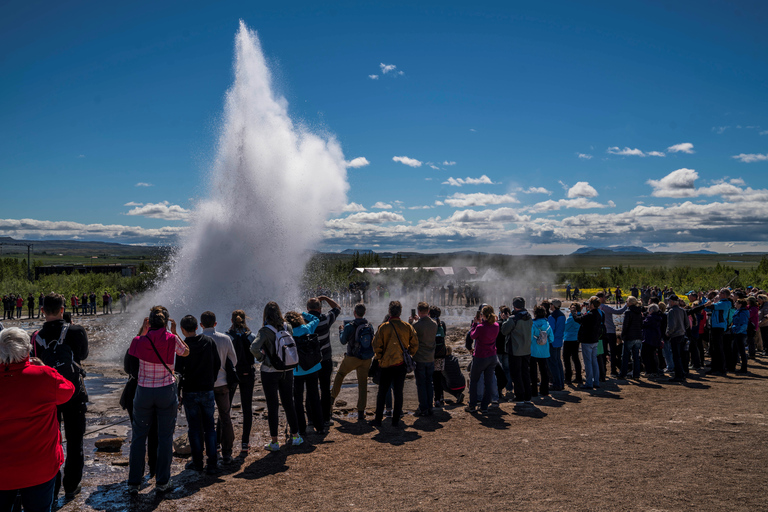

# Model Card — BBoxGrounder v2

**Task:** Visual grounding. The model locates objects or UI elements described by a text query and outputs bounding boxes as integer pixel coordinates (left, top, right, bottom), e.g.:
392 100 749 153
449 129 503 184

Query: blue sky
1 0 767 254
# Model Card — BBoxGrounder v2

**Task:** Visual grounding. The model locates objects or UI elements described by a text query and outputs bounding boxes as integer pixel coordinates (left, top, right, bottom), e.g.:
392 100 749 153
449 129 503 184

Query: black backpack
294 332 322 371
34 325 85 394
434 320 447 359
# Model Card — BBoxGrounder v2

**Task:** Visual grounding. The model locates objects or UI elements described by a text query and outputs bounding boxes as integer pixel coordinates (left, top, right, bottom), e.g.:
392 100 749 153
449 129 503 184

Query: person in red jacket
0 327 75 512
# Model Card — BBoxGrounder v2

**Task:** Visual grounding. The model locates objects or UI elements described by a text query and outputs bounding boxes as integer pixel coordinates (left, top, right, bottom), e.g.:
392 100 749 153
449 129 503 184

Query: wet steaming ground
5 311 767 511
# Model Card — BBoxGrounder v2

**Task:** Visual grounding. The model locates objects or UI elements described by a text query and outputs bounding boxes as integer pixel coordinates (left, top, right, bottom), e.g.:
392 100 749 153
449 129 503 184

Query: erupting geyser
147 21 349 320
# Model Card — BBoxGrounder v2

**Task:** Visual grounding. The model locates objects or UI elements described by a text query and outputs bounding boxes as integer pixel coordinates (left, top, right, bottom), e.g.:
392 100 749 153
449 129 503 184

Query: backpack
535 326 549 346
266 324 299 370
294 332 322 370
34 325 84 393
352 322 375 360
434 321 447 359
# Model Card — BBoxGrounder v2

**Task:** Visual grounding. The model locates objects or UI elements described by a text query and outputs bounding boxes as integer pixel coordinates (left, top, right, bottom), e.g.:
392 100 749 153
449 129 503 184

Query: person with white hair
0 327 75 512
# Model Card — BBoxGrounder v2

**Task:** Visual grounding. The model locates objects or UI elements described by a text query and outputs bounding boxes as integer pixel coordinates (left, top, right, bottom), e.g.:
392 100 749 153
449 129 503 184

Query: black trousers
529 357 549 396
723 333 736 372
689 334 705 368
293 372 323 434
605 333 620 374
563 340 582 382
670 335 687 379
641 344 659 374
709 328 726 373
375 364 407 424
224 369 255 446
318 359 333 424
511 355 532 402
260 370 298 438
55 394 87 495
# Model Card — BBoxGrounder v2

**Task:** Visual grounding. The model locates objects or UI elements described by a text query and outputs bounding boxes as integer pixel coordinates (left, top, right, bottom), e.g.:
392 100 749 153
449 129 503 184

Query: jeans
469 356 497 409
582 343 600 387
183 390 218 468
511 354 532 402
261 370 299 438
499 353 513 393
669 335 687 379
375 364 407 424
129 384 178 486
662 339 674 373
529 357 549 396
0 474 56 512
476 371 499 403
213 385 234 459
57 394 87 495
547 347 564 390
563 340 582 382
126 403 157 477
620 339 642 378
294 371 323 434
318 359 333 424
414 362 435 412
331 355 371 412
226 369 255 446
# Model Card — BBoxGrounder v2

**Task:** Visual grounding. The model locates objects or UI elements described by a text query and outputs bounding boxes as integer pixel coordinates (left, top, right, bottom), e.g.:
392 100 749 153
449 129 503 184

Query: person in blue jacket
531 306 554 397
284 311 323 438
563 303 583 384
547 300 566 391
705 289 734 375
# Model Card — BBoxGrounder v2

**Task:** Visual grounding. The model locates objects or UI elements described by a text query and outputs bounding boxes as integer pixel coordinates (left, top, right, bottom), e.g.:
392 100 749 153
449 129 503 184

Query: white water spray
129 21 349 337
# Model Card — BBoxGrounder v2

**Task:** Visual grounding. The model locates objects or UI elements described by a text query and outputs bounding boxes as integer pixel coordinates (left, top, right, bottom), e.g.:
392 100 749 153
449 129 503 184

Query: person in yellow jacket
371 301 418 428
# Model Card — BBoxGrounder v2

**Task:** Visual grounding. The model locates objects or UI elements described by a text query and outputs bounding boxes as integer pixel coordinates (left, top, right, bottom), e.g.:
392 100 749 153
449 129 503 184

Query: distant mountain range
572 246 652 255
0 236 167 257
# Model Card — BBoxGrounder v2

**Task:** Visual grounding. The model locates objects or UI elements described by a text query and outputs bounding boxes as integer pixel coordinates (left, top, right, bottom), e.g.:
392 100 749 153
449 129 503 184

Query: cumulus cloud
328 211 405 225
392 156 422 167
125 201 190 221
667 142 695 154
135 182 153 187
732 153 768 163
567 182 598 198
0 218 185 243
522 187 552 195
442 175 494 187
647 168 698 197
372 201 393 210
530 198 608 212
124 202 143 207
345 157 370 168
447 208 530 224
646 151 666 157
368 75 379 80
443 161 457 166
577 153 593 160
444 192 518 208
342 202 367 212
429 164 440 170
408 205 434 210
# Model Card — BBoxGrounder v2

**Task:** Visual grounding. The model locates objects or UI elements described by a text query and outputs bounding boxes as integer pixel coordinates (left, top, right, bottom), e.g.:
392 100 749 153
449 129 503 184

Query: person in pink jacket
465 305 500 414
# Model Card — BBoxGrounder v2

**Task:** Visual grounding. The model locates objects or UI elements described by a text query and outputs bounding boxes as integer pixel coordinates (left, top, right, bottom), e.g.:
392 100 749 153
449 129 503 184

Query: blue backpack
353 322 375 360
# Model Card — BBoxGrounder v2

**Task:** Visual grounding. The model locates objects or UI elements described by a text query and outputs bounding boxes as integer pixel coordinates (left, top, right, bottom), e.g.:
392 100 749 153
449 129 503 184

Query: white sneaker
291 434 304 446
264 441 280 452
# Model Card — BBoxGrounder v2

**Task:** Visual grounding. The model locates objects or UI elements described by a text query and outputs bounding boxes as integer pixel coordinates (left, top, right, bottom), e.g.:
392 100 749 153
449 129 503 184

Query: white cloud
0 218 185 243
760 130 768 136
328 211 405 226
444 192 518 208
469 128 476 132
647 168 699 197
345 157 370 168
607 147 665 157
447 208 530 224
342 202 367 212
368 75 379 80
442 175 494 187
125 201 190 221
434 201 444 206
732 153 768 163
408 205 434 210
522 187 552 195
372 201 393 210
124 202 143 207
730 178 745 186
135 182 154 187
530 198 608 212
567 182 598 198
392 156 422 167
667 142 695 154
78 154 85 158
712 126 730 134
380 63 397 74
443 161 457 166
577 153 593 160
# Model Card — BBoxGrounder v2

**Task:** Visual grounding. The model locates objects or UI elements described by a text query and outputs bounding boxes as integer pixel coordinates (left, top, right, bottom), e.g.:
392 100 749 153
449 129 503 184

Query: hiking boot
155 481 173 493
128 484 140 496
456 392 465 404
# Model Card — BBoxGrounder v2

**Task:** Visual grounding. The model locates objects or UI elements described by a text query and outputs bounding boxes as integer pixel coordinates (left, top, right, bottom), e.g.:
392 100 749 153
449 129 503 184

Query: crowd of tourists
2 284 767 509
1 290 134 322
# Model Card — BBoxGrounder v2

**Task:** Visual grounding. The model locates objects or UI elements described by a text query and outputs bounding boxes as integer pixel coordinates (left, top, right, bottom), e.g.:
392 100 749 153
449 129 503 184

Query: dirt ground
6 313 766 512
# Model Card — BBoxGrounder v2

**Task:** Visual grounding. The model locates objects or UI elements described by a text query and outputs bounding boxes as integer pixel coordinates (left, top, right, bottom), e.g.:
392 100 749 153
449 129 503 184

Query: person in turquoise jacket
284 311 323 436
731 299 749 373
705 289 733 374
530 306 554 397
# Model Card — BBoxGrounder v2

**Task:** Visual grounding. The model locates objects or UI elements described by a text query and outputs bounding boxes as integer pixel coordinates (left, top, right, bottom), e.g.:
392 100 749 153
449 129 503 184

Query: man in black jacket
34 293 89 499
619 296 644 380
176 315 221 474
306 295 341 426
